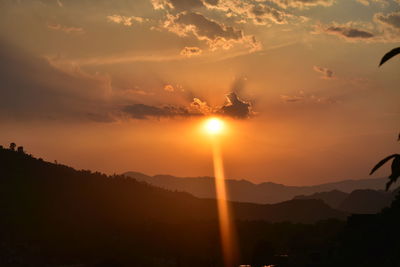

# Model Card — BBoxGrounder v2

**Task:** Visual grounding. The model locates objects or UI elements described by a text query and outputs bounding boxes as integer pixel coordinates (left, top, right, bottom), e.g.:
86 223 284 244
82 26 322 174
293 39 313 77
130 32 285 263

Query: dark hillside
0 147 347 266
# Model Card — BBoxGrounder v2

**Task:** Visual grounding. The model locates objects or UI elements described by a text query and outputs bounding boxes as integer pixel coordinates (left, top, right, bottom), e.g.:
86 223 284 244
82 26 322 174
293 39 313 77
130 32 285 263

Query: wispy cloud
180 46 202 57
107 15 146 26
313 66 334 79
47 23 84 34
280 91 338 104
269 0 335 9
356 0 389 7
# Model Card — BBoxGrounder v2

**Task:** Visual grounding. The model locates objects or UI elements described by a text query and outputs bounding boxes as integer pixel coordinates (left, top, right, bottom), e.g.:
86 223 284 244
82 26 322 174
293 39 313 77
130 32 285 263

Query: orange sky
0 0 399 185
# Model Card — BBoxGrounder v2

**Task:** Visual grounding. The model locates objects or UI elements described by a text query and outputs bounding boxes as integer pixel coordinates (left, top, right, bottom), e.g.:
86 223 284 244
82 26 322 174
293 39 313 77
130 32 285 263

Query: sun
204 117 225 135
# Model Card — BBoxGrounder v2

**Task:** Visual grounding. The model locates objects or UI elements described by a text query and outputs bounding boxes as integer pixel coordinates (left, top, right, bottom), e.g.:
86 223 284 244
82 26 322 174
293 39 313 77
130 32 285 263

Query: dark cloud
175 12 243 40
204 0 219 5
374 12 400 30
169 0 203 10
122 104 198 119
164 11 261 50
122 92 253 120
201 0 291 25
249 4 287 25
326 26 374 39
315 23 377 42
218 92 252 119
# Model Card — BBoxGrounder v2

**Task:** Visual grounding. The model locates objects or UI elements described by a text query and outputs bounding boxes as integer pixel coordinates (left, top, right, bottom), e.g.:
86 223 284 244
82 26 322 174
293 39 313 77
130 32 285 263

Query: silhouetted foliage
16 146 24 153
372 50 400 193
370 154 400 191
379 47 400 67
9 142 16 151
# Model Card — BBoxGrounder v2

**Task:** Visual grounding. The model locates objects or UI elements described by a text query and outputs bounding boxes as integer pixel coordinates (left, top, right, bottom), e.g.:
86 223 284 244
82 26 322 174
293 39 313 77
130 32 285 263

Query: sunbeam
204 117 238 267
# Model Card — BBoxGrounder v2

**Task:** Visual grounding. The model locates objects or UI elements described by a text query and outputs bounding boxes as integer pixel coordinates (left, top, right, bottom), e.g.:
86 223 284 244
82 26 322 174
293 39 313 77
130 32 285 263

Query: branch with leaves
369 47 400 191
379 47 400 67
370 154 400 191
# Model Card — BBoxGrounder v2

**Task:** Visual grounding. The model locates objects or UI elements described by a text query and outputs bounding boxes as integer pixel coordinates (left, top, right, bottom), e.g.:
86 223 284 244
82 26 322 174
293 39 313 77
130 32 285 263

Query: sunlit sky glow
0 0 399 185
204 117 225 135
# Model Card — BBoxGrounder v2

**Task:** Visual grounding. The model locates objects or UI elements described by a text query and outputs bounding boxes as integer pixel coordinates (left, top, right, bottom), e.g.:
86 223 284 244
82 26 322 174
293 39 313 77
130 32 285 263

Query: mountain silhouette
295 189 396 214
0 147 347 225
295 190 349 208
338 189 395 214
124 171 387 204
0 145 349 266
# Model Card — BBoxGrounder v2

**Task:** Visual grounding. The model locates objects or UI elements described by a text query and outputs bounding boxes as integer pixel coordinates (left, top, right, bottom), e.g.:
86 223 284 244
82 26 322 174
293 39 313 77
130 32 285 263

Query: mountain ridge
124 171 388 204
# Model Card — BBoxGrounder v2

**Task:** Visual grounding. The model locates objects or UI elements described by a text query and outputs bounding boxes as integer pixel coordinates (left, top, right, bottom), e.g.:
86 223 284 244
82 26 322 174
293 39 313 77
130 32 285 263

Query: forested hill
0 147 347 225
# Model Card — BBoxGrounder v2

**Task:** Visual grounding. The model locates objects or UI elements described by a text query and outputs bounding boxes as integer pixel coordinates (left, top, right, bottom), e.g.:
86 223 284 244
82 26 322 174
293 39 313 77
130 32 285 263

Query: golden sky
0 0 399 185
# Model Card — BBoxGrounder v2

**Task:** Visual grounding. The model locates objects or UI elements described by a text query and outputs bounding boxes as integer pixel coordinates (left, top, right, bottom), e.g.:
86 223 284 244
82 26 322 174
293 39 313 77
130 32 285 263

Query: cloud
152 0 334 11
315 18 400 43
218 92 252 119
122 104 199 119
325 25 374 39
180 46 202 57
313 66 334 79
374 12 400 30
356 0 389 6
107 15 145 26
280 91 338 104
190 98 213 114
163 11 261 51
269 0 334 9
314 22 376 41
151 0 204 10
122 92 253 120
203 0 290 25
249 4 288 24
47 23 84 34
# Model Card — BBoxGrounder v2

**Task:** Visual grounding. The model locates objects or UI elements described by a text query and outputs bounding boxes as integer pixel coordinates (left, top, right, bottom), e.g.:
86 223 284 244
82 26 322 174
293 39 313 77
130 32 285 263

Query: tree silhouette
9 142 16 151
371 49 400 191
380 48 400 142
17 146 24 153
370 154 400 191
379 47 400 67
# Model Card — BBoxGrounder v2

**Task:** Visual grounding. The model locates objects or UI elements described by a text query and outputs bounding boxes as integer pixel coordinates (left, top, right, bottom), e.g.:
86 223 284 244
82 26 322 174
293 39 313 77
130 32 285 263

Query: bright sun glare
204 117 224 135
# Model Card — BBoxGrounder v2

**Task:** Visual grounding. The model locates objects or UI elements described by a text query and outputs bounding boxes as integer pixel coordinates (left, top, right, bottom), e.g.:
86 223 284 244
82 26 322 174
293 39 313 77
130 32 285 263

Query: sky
0 0 399 185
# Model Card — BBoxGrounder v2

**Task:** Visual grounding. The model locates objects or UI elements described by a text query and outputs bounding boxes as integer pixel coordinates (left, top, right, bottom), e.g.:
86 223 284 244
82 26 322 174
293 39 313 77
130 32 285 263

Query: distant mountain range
124 171 398 214
123 171 390 204
295 189 398 214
